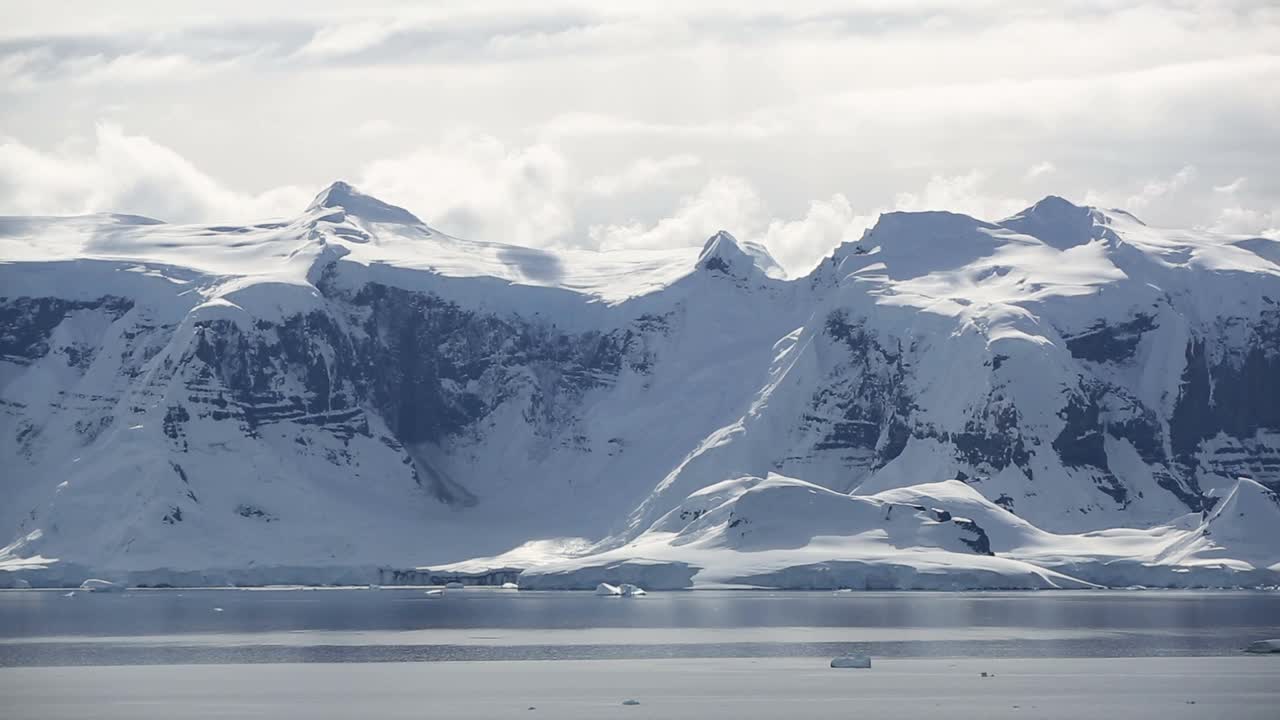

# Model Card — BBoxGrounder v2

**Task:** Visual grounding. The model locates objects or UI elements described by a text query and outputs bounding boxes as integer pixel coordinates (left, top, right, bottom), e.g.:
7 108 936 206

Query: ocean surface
1 588 1277 667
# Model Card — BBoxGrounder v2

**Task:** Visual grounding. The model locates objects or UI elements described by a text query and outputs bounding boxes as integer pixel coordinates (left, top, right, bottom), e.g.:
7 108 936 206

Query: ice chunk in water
79 579 123 593
831 654 872 668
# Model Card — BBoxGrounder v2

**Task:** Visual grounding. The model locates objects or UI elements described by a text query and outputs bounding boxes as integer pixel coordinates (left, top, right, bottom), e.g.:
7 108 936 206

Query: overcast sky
2 0 1277 273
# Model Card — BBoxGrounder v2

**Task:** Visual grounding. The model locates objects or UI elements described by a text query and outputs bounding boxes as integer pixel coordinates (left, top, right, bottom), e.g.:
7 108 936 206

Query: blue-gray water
1 589 1276 667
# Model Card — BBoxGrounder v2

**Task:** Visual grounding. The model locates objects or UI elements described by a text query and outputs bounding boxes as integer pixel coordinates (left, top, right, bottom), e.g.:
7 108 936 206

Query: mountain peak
306 181 423 225
834 210 1003 270
696 230 783 279
1030 194 1082 212
1001 195 1118 249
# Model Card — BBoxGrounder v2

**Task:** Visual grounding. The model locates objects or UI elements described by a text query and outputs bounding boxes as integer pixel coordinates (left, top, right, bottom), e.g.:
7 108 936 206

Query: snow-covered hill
2 183 1278 588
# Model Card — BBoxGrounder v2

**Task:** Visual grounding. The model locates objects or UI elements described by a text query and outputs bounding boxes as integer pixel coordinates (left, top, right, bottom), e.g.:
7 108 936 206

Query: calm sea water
1 589 1276 666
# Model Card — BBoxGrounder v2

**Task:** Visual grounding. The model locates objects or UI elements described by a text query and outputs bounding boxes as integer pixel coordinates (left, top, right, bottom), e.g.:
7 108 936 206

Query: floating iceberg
830 654 872 668
444 581 465 589
79 579 122 593
595 582 622 596
620 583 647 597
500 582 519 590
424 589 444 597
1245 639 1280 654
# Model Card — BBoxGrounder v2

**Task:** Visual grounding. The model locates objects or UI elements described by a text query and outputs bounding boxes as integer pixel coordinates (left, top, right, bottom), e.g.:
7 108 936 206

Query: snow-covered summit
1000 195 1125 249
306 181 424 225
696 230 785 280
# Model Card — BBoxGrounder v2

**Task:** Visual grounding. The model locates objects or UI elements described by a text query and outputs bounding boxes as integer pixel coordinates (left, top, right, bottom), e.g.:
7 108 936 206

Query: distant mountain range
2 182 1278 589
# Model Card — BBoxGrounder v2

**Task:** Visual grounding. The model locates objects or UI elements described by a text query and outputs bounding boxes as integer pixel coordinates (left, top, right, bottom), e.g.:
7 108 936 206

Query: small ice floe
79 579 123 593
1245 639 1280 653
595 583 622 596
445 581 466 590
830 654 872 669
622 699 640 706
213 607 224 612
366 584 381 590
834 588 853 594
619 584 646 597
424 589 445 598
63 591 76 598
501 582 520 590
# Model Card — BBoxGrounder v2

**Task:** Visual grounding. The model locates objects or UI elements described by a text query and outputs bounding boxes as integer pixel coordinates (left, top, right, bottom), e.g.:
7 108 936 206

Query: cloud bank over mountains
2 1 1278 274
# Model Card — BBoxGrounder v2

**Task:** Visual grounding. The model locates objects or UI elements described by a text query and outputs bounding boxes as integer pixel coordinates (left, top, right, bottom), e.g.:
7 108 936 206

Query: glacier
1 183 1278 589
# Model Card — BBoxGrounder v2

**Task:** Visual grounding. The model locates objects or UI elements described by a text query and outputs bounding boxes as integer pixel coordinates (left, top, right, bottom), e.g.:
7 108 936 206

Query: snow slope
2 184 1278 588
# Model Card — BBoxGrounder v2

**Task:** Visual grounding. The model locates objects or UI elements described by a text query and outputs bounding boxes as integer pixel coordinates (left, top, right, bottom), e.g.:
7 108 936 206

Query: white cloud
588 176 765 253
358 131 573 247
0 124 308 222
540 113 782 141
1 50 234 90
4 120 1280 277
0 48 52 90
893 171 1029 221
1025 161 1056 180
1214 177 1247 194
353 119 397 139
760 194 877 273
586 154 701 196
296 21 402 59
1124 165 1198 211
1210 205 1280 238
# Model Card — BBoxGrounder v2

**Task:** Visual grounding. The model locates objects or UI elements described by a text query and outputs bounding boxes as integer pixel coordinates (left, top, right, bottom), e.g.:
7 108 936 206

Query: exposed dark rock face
1064 313 1156 362
700 256 731 274
0 296 133 365
947 401 1033 478
235 504 277 522
790 298 1278 516
341 283 657 449
28 280 668 508
1170 309 1280 494
801 311 912 474
953 517 993 555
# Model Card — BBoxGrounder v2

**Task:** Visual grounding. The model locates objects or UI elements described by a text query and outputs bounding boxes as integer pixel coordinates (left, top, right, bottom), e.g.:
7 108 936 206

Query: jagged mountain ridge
1 183 1278 587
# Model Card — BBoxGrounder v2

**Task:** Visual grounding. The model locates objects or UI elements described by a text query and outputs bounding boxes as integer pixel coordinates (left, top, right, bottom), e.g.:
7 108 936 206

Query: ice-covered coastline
5 477 1277 590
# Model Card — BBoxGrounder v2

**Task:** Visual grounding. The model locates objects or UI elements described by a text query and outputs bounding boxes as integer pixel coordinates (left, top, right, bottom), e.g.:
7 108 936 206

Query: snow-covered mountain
2 183 1278 588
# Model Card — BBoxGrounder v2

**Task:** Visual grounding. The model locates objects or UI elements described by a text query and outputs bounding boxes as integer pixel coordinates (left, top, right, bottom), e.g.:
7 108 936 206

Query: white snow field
2 184 1279 588
1 657 1277 720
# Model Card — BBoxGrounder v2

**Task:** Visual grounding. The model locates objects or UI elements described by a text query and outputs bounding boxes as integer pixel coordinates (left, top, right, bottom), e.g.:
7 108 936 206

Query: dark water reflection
1 589 1276 666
